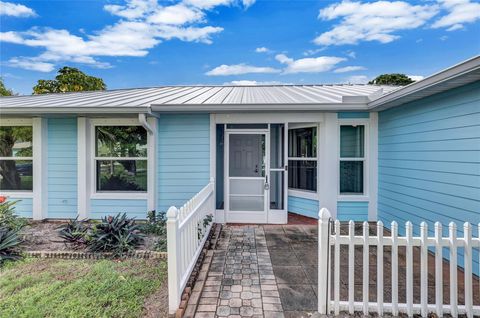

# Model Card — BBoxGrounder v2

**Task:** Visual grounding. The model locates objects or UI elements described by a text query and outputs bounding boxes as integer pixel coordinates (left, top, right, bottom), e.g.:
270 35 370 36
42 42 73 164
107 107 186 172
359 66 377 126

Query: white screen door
226 132 269 223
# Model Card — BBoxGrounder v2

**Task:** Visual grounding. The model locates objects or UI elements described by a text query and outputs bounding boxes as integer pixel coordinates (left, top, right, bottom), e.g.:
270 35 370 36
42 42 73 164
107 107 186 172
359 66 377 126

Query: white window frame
0 118 34 197
89 118 149 200
287 124 319 197
337 119 369 201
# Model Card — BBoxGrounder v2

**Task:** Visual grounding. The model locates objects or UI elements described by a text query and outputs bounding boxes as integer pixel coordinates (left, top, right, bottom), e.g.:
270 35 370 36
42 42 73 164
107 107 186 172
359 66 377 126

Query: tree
33 67 106 94
368 74 414 86
0 78 13 96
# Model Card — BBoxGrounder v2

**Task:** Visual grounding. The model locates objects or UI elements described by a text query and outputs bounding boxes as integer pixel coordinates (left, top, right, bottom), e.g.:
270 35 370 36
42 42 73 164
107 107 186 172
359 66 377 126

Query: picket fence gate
167 178 215 315
318 208 480 318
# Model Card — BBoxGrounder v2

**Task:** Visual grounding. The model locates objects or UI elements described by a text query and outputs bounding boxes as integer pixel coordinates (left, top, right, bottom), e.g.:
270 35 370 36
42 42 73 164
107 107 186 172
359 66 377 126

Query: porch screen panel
270 124 285 210
287 126 317 192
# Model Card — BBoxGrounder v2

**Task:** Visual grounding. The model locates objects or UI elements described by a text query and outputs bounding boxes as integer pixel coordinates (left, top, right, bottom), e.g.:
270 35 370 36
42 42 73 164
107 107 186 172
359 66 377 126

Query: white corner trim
319 113 338 219
147 116 157 212
368 112 378 221
32 117 47 220
77 117 89 220
210 114 216 221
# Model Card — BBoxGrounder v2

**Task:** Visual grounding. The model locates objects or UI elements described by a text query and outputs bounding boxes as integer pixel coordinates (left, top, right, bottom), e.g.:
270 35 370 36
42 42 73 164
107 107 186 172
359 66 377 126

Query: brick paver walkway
195 226 284 318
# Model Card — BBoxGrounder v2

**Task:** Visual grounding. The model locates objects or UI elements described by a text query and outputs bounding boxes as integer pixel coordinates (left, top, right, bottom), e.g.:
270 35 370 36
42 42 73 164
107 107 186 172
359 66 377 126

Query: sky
1 0 479 95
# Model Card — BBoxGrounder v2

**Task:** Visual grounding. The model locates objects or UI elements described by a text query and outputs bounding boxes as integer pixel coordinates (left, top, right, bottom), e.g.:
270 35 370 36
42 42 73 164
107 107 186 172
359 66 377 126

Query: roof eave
0 106 152 115
367 55 480 111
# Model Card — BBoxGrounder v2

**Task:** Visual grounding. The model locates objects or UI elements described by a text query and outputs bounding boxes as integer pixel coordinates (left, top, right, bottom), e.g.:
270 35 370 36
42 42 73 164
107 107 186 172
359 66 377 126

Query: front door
225 131 269 223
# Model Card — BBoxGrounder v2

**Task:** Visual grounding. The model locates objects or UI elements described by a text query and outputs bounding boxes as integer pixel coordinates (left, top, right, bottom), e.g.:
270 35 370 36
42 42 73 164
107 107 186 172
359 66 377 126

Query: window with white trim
339 125 365 195
0 126 33 191
94 125 147 192
288 127 317 192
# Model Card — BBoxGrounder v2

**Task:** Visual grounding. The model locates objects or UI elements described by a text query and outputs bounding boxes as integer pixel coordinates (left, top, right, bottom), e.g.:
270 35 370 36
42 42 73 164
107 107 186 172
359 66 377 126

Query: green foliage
142 210 167 236
58 218 89 249
33 66 106 94
141 211 167 252
368 73 415 86
88 213 143 256
0 200 28 232
0 227 22 265
197 214 213 240
0 258 168 317
0 78 14 96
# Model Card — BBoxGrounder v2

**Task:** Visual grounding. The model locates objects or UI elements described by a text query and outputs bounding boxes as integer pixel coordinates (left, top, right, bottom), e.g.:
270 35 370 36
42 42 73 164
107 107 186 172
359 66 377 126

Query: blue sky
1 0 479 95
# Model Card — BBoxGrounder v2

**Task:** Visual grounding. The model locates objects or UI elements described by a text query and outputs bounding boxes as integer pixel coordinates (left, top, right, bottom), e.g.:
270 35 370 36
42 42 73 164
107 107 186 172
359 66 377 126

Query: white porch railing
318 207 480 318
167 178 215 314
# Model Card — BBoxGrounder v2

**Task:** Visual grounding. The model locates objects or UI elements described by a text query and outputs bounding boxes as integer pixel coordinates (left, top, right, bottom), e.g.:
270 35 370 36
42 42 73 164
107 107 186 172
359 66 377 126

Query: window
288 127 317 192
94 126 147 192
0 126 33 191
339 125 365 195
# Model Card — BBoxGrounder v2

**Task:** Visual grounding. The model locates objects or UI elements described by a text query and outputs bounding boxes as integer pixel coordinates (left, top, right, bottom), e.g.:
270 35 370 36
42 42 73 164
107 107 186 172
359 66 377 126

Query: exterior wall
47 118 78 219
337 201 369 221
378 81 480 271
288 196 319 219
90 199 147 219
157 114 210 212
8 198 33 218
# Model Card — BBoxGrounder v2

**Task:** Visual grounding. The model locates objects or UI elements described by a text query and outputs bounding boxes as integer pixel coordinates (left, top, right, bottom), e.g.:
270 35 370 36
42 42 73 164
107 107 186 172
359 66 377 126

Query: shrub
88 213 143 256
58 218 89 249
197 214 213 240
0 199 28 231
141 210 166 236
0 227 21 265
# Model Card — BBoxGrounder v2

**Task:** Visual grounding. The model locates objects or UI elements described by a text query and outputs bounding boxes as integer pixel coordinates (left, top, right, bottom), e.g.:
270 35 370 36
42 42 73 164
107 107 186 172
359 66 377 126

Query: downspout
138 113 154 134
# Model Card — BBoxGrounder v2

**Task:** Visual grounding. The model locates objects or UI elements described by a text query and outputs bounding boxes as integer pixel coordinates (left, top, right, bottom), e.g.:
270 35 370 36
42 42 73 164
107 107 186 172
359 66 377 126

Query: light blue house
0 56 479 237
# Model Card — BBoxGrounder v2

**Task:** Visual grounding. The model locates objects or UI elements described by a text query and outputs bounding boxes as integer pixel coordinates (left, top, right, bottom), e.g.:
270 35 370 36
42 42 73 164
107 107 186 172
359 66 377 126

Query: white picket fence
318 208 480 318
167 178 215 314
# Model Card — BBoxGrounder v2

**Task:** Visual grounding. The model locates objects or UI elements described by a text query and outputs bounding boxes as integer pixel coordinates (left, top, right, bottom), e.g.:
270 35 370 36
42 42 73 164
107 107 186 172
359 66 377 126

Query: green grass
0 258 167 318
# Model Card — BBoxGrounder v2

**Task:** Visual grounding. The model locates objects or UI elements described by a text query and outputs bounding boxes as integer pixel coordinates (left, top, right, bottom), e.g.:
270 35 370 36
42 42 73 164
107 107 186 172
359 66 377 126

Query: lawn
0 258 168 318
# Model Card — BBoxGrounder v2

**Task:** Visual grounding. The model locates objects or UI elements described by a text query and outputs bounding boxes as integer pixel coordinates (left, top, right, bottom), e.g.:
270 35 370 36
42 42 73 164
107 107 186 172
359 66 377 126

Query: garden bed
19 220 162 253
0 258 168 317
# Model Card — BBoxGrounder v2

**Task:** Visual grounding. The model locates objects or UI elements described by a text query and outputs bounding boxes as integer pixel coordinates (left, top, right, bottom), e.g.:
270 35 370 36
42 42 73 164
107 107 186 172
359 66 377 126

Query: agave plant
88 213 143 256
58 218 89 249
0 227 21 265
0 199 28 231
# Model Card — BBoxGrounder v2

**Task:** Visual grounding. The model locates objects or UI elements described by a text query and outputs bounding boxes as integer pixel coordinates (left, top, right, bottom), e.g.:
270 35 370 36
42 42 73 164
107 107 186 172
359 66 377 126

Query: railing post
167 206 181 315
318 207 331 315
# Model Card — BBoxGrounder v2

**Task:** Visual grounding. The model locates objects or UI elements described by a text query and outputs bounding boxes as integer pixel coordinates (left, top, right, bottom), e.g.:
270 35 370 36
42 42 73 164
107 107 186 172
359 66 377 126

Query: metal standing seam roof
0 84 398 109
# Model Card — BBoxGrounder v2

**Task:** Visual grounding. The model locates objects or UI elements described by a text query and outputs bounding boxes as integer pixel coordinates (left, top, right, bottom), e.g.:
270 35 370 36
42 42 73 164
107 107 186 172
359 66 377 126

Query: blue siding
47 118 77 219
337 201 369 221
157 114 210 212
90 199 147 219
9 198 33 218
338 112 370 119
378 81 480 273
288 196 319 219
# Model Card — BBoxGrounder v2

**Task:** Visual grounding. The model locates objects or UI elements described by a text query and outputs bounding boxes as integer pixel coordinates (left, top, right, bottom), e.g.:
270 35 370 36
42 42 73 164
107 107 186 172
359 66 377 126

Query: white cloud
224 80 290 85
333 65 366 73
0 1 36 17
206 63 280 76
8 57 55 72
303 48 327 56
255 47 270 53
314 1 439 45
1 0 252 72
346 75 369 84
407 75 424 81
345 50 356 58
432 0 480 30
275 54 346 74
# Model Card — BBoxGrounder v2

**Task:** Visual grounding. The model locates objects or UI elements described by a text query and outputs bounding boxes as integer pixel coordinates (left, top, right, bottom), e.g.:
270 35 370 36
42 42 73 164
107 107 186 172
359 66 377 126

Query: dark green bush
58 218 89 249
141 210 166 236
88 213 143 256
0 227 21 265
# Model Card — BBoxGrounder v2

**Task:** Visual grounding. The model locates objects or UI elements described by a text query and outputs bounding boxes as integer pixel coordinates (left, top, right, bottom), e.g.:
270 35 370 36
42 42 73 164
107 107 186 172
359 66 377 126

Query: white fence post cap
166 206 178 219
318 207 331 220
